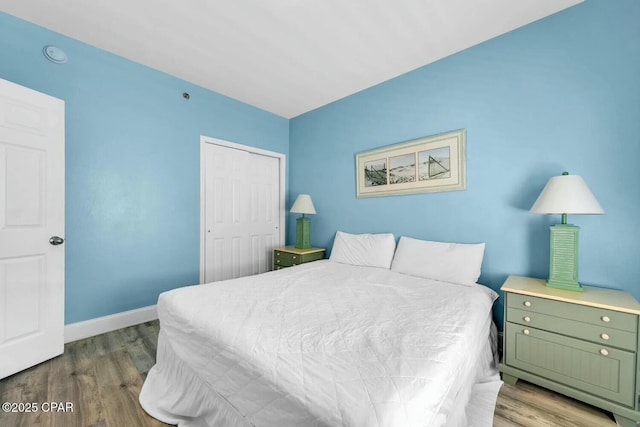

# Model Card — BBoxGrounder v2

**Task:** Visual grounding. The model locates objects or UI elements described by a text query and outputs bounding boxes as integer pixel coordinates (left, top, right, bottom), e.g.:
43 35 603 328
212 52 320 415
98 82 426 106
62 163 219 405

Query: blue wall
0 12 289 324
289 0 640 325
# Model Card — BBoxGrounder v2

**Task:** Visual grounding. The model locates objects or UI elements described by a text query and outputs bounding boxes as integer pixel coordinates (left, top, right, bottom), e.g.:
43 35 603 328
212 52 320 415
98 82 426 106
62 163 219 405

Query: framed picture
356 129 466 198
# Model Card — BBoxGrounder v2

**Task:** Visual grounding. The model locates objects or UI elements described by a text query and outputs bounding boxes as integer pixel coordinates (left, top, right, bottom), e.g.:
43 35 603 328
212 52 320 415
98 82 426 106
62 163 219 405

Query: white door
246 152 280 275
0 78 65 379
201 141 281 283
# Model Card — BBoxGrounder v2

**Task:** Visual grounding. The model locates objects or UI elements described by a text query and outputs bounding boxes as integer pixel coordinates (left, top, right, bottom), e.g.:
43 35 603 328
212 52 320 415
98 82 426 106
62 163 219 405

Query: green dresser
499 275 640 427
273 246 324 270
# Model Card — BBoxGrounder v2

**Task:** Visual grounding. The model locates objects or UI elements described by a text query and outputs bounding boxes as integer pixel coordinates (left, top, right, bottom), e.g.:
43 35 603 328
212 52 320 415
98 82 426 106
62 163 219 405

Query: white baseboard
64 305 158 343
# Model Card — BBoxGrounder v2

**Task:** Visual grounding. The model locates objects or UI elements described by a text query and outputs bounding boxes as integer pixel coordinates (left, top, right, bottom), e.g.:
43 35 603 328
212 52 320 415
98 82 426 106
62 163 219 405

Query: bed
140 233 502 426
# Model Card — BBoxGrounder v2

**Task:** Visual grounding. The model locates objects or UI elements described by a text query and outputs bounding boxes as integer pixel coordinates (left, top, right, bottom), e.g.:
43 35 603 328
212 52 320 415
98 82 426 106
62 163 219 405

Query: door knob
49 236 64 245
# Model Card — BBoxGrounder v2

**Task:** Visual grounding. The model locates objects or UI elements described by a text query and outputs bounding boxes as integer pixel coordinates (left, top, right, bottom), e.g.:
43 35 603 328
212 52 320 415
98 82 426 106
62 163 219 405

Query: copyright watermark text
2 401 74 413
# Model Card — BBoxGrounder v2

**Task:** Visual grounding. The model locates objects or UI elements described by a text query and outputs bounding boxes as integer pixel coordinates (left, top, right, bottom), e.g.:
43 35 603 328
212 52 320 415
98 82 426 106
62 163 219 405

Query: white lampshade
290 194 316 215
530 173 604 215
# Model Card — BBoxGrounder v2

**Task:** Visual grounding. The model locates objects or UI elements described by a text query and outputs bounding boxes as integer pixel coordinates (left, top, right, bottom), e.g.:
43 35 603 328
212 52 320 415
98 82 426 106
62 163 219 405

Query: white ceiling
0 0 582 118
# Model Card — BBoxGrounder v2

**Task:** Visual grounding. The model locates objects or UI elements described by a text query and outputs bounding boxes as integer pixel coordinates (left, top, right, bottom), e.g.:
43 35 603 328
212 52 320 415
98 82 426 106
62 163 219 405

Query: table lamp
291 194 316 249
530 172 604 291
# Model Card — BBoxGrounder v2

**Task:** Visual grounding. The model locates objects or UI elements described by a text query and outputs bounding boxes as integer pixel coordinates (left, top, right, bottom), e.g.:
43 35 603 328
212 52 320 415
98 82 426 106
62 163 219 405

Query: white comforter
140 260 498 427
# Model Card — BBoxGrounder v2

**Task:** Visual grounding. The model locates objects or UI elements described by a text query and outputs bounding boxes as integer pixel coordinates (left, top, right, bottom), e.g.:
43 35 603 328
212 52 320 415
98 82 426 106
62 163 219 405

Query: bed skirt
140 329 253 427
140 324 502 427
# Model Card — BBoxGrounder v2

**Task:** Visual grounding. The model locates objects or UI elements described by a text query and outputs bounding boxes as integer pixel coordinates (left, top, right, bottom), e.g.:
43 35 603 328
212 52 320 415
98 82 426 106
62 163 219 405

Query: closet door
247 151 280 275
202 142 281 283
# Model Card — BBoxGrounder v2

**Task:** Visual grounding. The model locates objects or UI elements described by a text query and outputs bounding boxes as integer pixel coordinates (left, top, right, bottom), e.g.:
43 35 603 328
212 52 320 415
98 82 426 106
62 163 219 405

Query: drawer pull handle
523 301 532 307
600 348 609 356
523 329 530 335
523 316 531 322
276 260 280 264
601 316 611 323
276 252 281 256
601 333 610 340
292 256 297 259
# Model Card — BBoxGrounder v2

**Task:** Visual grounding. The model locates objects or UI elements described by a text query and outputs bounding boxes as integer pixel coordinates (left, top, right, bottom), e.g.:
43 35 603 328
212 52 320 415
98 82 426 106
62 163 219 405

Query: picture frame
355 129 466 198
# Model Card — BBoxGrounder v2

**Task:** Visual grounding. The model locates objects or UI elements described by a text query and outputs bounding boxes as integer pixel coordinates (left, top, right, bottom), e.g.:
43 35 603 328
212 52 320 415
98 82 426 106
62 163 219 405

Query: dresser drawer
505 322 636 407
507 307 637 351
273 248 324 268
274 251 301 267
507 293 637 333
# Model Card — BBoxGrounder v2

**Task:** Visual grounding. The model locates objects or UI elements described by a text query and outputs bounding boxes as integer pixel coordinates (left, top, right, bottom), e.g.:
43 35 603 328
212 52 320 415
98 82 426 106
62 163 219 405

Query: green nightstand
499 275 640 427
273 246 324 270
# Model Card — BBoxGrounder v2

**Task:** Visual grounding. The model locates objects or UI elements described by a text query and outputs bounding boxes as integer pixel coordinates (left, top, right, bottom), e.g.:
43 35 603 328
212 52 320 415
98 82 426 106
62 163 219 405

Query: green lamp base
295 217 311 249
546 223 582 292
546 278 583 292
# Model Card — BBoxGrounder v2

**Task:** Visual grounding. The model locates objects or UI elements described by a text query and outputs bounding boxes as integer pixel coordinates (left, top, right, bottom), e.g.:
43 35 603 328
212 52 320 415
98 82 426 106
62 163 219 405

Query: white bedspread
140 260 499 427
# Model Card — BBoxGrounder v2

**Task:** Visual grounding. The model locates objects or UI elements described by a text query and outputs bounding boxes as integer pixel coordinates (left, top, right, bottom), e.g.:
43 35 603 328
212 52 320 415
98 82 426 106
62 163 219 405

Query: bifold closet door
203 143 280 283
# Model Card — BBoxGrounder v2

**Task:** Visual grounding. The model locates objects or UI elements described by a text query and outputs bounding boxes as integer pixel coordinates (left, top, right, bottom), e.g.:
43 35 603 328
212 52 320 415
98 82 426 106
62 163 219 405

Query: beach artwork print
389 153 416 184
355 130 466 197
419 147 450 181
364 159 387 187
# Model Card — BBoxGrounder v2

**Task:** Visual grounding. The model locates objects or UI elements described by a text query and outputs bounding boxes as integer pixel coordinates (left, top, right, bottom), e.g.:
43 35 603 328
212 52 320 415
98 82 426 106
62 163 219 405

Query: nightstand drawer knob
601 316 611 323
600 333 610 340
523 301 532 307
523 316 531 322
292 256 297 259
600 348 609 356
523 329 530 335
276 260 280 264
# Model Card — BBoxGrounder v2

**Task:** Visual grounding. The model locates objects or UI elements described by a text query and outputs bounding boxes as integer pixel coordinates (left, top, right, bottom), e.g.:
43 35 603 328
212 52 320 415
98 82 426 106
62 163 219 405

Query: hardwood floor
0 321 169 427
0 320 619 427
494 380 616 426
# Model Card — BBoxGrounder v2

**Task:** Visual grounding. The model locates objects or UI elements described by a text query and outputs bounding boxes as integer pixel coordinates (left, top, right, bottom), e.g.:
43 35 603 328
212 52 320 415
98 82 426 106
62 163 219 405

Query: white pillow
329 231 396 269
391 236 485 286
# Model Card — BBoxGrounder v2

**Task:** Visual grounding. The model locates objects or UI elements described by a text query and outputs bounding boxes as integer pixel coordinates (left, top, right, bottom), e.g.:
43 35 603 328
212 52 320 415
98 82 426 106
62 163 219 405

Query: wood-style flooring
0 320 619 426
494 380 616 426
0 321 168 427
